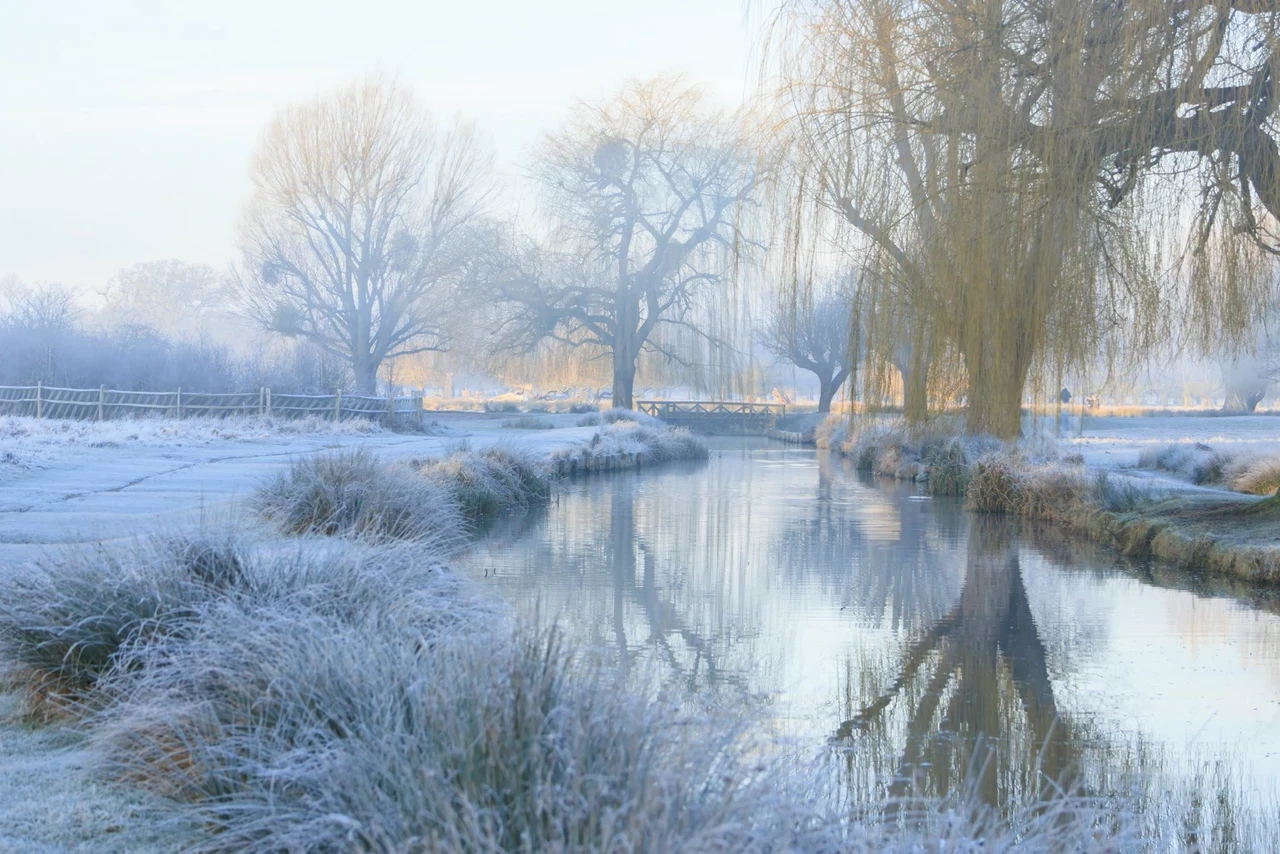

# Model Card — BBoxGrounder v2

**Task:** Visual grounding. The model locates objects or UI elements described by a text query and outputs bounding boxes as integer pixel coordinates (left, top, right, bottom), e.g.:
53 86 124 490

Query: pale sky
0 0 758 290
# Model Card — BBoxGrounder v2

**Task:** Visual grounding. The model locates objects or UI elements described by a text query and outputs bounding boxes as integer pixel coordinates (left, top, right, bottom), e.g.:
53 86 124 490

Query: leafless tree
485 79 765 409
761 278 857 412
235 78 493 394
101 260 224 340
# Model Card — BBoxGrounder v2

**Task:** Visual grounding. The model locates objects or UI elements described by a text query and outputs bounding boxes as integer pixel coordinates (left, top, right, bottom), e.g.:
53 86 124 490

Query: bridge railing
635 400 787 418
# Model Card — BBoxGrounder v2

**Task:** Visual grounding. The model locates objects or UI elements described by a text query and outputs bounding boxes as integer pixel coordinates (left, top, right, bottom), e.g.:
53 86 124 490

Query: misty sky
1 1 754 290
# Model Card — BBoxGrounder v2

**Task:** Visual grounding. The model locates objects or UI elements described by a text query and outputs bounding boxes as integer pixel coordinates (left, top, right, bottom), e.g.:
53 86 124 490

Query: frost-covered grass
554 420 708 470
254 448 466 547
416 445 551 528
0 528 1134 853
1135 441 1280 495
0 414 384 479
0 535 462 722
501 414 554 429
575 406 664 428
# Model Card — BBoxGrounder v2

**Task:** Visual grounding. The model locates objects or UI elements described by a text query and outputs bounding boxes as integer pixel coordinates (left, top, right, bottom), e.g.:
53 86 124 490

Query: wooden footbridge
635 400 786 434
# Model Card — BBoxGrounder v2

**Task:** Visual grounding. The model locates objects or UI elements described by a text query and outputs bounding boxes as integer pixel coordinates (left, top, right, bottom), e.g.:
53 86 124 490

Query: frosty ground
0 412 601 566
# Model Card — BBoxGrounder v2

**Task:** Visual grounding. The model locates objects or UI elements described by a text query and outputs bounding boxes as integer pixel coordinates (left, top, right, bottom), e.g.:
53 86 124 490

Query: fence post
259 387 264 417
334 390 342 423
36 381 42 419
387 387 395 427
266 387 272 417
176 387 182 419
98 386 105 421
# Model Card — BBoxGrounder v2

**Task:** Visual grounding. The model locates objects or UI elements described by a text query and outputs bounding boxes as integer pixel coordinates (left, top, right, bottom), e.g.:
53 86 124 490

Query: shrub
254 449 464 548
924 439 971 496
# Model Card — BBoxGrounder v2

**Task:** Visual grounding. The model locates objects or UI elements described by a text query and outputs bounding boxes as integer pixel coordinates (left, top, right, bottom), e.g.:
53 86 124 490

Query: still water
464 439 1280 842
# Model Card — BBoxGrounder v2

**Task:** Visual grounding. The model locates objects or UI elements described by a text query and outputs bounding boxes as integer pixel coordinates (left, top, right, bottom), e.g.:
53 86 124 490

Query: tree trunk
817 377 837 413
963 345 1032 439
353 358 379 395
902 360 929 426
1223 387 1266 412
612 358 636 410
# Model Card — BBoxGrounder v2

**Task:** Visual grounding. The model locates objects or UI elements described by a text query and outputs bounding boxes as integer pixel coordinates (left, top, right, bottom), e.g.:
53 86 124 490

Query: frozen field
1066 413 1280 468
0 413 597 565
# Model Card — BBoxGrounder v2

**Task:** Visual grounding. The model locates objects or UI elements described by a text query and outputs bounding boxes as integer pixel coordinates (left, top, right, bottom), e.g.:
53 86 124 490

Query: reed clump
254 448 464 547
416 445 551 528
923 438 971 496
0 536 462 721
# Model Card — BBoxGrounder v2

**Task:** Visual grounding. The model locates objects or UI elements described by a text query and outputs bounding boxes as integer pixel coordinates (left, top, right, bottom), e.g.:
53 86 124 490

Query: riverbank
813 414 1280 584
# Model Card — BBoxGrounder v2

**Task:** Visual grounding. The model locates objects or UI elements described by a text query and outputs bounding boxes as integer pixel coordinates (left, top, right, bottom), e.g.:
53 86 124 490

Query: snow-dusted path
0 414 598 565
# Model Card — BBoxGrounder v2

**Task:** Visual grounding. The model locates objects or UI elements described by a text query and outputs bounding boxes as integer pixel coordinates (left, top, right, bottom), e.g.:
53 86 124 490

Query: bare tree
761 279 857 413
101 260 223 340
486 79 764 409
236 78 493 394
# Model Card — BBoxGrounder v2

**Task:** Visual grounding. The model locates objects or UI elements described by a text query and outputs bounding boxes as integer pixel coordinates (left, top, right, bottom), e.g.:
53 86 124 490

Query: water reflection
464 441 1280 844
834 516 1075 807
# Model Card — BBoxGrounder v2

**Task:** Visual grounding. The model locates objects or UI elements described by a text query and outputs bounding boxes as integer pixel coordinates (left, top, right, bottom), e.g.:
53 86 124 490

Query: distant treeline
0 286 347 394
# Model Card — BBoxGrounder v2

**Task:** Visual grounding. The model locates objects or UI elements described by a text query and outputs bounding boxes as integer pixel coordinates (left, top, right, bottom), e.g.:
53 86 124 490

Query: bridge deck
635 400 786 433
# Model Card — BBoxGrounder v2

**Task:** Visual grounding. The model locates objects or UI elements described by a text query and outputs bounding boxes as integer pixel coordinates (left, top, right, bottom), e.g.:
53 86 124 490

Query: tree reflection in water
833 515 1077 807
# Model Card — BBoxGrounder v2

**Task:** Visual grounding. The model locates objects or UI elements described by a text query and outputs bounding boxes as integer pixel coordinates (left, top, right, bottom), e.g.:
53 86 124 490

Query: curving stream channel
463 438 1280 846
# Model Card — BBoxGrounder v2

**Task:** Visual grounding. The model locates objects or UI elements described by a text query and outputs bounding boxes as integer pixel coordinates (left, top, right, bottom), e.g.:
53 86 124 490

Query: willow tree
771 0 1280 437
486 78 765 409
236 78 493 394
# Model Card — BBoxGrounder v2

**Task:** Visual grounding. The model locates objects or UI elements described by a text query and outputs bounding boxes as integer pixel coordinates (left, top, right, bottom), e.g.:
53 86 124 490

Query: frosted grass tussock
415 444 551 527
95 619 785 851
1231 456 1280 496
0 535 467 720
91 603 1133 853
254 448 466 547
1136 441 1280 494
0 535 247 720
555 421 708 468
575 407 664 428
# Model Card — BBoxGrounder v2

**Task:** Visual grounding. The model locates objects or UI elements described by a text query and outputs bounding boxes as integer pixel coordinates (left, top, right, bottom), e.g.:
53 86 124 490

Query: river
463 438 1280 846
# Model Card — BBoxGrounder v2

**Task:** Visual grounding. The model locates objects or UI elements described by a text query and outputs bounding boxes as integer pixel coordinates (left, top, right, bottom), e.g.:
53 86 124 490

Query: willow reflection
834 516 1078 805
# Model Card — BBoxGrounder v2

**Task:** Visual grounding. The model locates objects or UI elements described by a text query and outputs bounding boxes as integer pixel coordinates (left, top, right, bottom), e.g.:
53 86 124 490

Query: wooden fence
0 383 423 426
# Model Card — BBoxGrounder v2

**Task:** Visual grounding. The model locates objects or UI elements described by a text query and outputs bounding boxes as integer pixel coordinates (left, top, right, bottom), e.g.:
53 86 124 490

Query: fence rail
0 383 423 426
635 400 788 418
634 400 786 435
